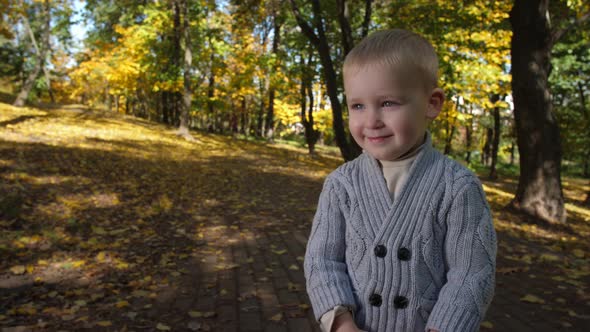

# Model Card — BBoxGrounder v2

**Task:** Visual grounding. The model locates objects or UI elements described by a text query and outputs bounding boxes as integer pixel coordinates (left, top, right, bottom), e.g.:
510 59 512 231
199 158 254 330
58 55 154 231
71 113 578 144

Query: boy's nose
366 109 384 129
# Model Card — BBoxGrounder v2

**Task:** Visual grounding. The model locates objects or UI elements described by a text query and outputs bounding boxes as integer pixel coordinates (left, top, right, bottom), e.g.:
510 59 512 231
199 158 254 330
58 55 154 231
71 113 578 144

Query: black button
394 295 409 309
397 247 411 261
374 245 387 258
369 293 382 307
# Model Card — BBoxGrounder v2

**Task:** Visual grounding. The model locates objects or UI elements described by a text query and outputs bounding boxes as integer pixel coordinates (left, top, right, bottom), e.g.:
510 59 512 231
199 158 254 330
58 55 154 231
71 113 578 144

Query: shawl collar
358 132 436 240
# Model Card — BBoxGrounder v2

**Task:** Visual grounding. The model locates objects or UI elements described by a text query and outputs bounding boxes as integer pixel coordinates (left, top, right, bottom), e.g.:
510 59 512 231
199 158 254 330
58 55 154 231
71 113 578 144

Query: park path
1 106 588 331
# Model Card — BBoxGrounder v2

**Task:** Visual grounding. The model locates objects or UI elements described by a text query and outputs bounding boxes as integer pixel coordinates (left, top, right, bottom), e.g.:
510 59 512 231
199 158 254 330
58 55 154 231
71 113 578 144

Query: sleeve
304 175 357 321
319 306 352 332
426 178 497 332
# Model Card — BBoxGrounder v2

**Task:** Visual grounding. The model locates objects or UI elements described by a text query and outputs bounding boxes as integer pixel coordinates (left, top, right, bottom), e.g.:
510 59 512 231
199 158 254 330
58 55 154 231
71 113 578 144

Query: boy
304 29 497 332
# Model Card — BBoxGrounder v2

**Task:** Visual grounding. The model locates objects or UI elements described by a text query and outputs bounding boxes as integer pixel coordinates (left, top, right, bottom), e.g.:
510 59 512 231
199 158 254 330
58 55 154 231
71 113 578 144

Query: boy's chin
365 148 399 161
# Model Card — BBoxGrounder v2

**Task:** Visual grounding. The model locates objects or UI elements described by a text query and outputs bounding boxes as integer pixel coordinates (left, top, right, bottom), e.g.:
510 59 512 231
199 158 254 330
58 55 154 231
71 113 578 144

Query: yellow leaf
96 251 107 262
272 249 287 255
572 249 584 258
116 300 130 308
539 253 559 262
156 323 171 331
481 321 493 329
520 294 545 304
92 226 107 235
269 312 283 322
188 311 216 318
96 321 112 327
10 265 26 275
72 260 86 268
288 264 299 271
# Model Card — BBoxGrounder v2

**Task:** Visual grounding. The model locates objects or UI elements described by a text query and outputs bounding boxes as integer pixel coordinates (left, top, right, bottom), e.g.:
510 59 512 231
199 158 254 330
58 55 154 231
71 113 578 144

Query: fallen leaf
116 300 130 308
299 304 310 311
269 312 283 322
188 311 216 318
96 321 112 327
481 321 493 329
10 265 25 275
520 294 545 304
156 323 171 331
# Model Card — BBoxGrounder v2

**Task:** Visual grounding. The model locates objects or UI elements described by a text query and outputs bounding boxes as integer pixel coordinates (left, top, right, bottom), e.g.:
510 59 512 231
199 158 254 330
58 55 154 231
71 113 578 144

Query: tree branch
288 0 320 46
551 10 590 46
361 0 372 38
336 0 354 55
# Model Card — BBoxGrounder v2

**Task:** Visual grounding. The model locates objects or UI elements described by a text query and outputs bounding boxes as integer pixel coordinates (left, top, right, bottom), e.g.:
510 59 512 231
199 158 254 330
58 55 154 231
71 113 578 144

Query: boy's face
344 65 443 161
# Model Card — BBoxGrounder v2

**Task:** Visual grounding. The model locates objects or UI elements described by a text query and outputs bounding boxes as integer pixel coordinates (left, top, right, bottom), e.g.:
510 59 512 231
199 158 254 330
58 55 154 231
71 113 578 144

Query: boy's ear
426 88 445 119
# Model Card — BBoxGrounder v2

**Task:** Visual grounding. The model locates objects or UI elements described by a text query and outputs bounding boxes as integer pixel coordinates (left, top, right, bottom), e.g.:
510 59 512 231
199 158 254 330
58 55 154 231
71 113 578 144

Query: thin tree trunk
336 0 354 55
178 0 194 140
258 79 265 137
13 0 51 107
265 14 281 141
482 127 493 166
300 53 318 155
306 77 318 155
361 0 373 38
489 103 501 180
509 0 566 223
464 105 473 163
207 54 215 132
444 126 455 155
289 0 362 161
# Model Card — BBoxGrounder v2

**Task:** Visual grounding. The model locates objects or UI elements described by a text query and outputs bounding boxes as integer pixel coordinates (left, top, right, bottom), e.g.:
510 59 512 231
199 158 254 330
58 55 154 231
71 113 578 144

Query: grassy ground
1 102 589 331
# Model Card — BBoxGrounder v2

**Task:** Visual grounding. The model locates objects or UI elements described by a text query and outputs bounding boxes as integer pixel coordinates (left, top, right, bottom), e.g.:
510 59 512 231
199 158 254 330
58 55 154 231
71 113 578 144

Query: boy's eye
382 100 400 108
351 104 364 110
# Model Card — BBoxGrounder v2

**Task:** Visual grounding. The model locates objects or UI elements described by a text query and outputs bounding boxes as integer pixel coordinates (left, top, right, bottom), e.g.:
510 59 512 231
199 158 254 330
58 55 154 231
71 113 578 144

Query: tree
289 0 368 161
509 0 589 223
13 0 51 107
177 0 194 140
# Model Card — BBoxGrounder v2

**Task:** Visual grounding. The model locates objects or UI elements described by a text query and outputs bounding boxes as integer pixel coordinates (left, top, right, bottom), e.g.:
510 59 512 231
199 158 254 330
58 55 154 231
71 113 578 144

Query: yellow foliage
274 99 300 128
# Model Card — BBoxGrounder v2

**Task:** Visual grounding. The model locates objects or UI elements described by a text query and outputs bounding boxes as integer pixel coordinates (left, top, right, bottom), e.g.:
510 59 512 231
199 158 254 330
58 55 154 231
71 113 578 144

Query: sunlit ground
1 102 589 330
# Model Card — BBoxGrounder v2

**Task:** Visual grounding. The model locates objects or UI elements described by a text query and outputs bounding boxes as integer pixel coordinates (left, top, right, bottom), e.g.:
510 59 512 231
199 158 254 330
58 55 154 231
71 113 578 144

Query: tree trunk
265 14 281 141
207 55 215 132
489 103 501 180
178 0 193 140
289 0 361 161
443 120 455 155
509 0 566 223
13 0 51 107
257 80 265 137
171 0 182 127
336 0 354 55
464 105 473 163
301 53 319 155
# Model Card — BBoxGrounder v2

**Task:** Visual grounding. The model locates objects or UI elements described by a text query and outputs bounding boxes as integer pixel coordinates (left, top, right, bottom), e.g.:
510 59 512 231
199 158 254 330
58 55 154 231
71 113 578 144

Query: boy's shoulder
326 152 369 182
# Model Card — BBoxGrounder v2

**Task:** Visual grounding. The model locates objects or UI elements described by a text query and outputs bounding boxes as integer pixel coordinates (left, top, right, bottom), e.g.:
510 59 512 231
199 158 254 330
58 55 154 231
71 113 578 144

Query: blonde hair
343 29 439 90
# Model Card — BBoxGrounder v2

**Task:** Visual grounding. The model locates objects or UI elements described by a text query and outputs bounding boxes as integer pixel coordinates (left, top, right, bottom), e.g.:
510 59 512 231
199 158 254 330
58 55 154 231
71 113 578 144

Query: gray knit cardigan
304 135 497 332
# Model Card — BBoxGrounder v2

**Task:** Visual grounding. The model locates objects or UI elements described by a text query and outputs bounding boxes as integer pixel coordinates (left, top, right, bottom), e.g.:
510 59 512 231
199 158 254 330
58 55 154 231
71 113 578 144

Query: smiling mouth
366 135 393 143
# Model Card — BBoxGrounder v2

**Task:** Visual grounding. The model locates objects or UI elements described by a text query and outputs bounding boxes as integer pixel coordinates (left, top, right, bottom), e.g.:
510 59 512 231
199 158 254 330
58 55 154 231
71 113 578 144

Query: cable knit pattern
304 134 497 332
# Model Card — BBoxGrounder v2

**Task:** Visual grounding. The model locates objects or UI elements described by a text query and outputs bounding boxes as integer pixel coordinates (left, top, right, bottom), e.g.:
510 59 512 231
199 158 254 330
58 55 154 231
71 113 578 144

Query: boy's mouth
366 135 393 143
